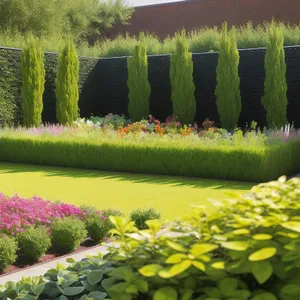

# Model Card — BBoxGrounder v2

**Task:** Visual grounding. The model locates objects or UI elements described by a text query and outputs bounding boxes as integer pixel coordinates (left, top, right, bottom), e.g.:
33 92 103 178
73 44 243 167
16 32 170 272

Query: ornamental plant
51 216 87 254
130 207 161 230
127 37 151 121
0 235 17 273
215 22 242 130
1 177 300 299
17 226 51 262
21 36 45 128
262 21 288 128
56 40 79 125
0 194 85 236
170 30 196 125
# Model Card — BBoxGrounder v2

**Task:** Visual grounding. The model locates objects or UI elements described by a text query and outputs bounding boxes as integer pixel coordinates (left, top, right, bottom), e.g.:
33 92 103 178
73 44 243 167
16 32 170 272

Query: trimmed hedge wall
0 136 299 182
0 46 300 127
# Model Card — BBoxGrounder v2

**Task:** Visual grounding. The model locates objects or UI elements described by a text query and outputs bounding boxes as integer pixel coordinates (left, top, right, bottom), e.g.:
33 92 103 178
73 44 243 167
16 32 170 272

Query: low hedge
0 136 299 182
1 177 299 299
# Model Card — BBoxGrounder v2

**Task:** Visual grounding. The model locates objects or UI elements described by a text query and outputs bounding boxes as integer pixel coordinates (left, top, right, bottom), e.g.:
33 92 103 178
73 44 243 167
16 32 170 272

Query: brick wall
106 0 300 39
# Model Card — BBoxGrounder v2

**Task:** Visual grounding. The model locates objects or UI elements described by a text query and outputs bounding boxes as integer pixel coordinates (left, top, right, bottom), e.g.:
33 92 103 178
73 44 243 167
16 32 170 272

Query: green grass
0 162 253 220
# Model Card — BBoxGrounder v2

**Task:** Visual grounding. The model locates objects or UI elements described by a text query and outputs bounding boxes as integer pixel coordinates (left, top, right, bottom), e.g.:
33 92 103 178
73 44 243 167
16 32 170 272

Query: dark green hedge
0 136 299 182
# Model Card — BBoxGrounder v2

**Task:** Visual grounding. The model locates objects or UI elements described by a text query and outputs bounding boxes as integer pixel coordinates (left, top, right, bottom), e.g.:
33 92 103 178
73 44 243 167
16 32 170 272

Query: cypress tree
215 23 241 130
170 30 196 125
127 40 151 121
21 37 45 128
56 40 79 125
262 22 288 128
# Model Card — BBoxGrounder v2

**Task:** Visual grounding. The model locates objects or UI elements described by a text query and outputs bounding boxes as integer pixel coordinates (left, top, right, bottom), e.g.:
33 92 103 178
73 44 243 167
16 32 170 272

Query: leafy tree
170 30 196 125
127 39 151 121
215 22 241 130
55 41 79 125
0 0 133 44
20 36 45 127
262 22 288 128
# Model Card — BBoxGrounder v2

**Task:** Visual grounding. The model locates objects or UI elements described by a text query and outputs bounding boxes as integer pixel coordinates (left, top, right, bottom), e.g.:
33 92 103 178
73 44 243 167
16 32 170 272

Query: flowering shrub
0 194 85 236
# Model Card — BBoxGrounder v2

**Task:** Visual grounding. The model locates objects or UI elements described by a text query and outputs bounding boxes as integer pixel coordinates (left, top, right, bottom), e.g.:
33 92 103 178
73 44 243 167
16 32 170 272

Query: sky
125 0 185 7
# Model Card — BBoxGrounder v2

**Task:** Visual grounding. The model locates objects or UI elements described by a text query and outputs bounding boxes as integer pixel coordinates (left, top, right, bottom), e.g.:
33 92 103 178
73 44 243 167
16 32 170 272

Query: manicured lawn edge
0 136 299 182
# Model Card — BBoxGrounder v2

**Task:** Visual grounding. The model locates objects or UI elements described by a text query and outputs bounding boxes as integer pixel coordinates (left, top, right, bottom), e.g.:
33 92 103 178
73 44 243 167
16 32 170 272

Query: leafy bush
215 23 241 130
0 125 299 181
1 177 300 300
262 22 288 128
0 235 17 273
127 38 151 121
84 208 124 243
130 208 161 230
56 40 79 125
51 217 87 254
17 226 51 262
170 30 196 125
20 36 45 127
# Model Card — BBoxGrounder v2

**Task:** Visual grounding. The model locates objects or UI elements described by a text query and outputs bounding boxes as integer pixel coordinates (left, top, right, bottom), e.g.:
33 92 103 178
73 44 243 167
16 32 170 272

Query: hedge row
0 136 299 182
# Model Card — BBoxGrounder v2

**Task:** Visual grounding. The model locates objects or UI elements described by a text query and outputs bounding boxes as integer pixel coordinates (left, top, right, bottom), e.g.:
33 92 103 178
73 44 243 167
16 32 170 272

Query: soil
0 239 108 278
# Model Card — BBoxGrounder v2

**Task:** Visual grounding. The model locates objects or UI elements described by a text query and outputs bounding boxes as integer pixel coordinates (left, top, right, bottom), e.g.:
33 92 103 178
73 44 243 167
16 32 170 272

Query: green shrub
84 208 124 243
0 235 17 273
1 177 300 300
20 36 45 127
127 38 151 121
0 133 299 182
55 40 79 125
215 23 241 130
170 30 196 125
130 208 161 230
51 216 87 254
262 22 288 128
17 226 51 262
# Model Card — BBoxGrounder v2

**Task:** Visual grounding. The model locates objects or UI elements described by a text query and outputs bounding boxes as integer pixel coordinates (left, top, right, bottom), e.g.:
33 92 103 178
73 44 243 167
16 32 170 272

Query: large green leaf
281 284 300 296
190 243 218 257
221 241 250 251
251 293 277 300
252 261 273 283
62 286 85 296
153 287 178 300
218 278 238 296
281 221 300 233
249 248 277 261
252 234 273 240
87 270 103 285
139 264 163 277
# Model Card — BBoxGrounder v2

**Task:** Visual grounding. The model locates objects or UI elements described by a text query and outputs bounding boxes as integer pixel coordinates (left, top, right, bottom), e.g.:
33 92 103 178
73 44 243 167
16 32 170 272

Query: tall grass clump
127 39 151 121
20 36 45 128
215 23 241 130
170 30 196 125
56 40 79 125
262 22 288 128
188 27 220 53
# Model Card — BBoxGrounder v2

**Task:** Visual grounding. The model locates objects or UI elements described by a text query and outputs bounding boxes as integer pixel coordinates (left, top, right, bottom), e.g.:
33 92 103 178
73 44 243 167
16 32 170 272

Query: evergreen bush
0 235 17 273
56 40 79 125
127 38 151 121
262 22 288 128
17 226 51 263
215 23 242 130
20 37 45 127
170 30 196 125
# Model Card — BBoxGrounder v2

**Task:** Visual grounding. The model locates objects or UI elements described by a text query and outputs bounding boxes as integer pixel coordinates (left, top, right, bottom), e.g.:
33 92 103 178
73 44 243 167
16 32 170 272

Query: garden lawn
0 162 253 220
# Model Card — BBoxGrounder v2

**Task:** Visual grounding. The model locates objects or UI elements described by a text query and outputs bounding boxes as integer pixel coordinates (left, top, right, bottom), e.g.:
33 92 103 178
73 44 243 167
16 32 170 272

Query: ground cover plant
1 176 299 299
0 115 299 182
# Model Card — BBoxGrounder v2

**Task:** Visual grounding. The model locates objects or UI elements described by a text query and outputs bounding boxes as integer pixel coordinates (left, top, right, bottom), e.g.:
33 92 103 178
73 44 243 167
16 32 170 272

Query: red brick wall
106 0 300 39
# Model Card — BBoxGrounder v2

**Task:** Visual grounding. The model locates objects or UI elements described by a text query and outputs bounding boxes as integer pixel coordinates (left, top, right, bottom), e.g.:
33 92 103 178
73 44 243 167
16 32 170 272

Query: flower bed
1 177 299 299
0 194 160 275
0 116 299 182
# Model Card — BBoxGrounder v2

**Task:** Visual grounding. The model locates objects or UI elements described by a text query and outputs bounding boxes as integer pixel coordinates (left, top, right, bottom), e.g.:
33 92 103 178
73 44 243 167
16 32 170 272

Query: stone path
0 243 114 285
